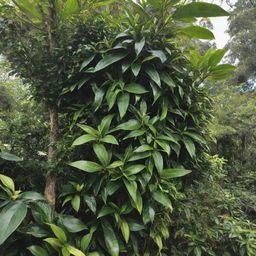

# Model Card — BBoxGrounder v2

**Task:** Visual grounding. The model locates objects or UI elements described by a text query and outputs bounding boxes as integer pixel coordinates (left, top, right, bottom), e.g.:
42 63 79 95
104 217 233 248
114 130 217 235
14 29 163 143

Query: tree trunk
44 0 58 211
44 105 58 207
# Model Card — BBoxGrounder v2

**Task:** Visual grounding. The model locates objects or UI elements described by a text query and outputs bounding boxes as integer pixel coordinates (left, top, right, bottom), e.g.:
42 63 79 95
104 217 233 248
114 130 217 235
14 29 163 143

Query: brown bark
44 105 58 206
44 0 58 209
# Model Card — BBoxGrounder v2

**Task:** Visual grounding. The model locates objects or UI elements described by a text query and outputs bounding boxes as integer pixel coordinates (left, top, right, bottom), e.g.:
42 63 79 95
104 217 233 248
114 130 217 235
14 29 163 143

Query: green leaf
81 232 93 251
97 206 115 218
145 67 161 86
44 238 62 248
173 2 229 19
135 38 145 56
124 83 148 94
179 26 215 39
93 144 110 166
99 114 114 134
27 245 49 256
123 179 137 203
69 161 102 173
0 174 15 192
101 219 120 256
94 52 127 72
152 151 163 173
107 161 123 169
72 134 97 146
210 64 236 73
183 132 206 144
71 195 81 212
48 223 67 243
88 253 100 256
77 124 99 136
117 93 130 118
123 130 145 140
63 0 80 17
126 218 145 231
59 215 87 233
124 165 145 176
20 191 45 201
100 135 119 145
106 90 119 110
115 119 141 131
80 55 95 71
66 245 86 256
134 144 153 153
120 219 130 243
160 168 192 179
208 49 227 67
94 0 116 7
84 195 97 214
0 201 27 245
0 151 22 162
131 61 141 77
160 72 176 88
183 136 196 158
142 204 155 224
148 50 167 63
152 191 172 210
62 248 71 256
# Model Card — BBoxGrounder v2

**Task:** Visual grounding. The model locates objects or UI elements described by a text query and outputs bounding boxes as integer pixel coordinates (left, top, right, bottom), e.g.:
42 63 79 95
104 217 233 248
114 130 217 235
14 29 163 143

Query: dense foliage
1 0 256 256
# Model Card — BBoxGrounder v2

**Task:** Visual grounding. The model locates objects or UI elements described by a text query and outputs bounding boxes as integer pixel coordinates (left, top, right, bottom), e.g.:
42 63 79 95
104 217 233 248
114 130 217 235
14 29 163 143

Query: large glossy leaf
152 151 163 173
66 245 86 256
80 55 95 71
173 2 229 19
148 50 167 63
72 134 97 146
94 52 127 72
71 195 81 212
145 67 161 86
0 201 27 245
102 220 119 256
27 245 49 256
120 219 130 243
117 93 130 118
48 223 67 243
59 215 87 233
115 119 141 131
0 174 15 191
183 136 196 159
208 49 227 67
84 195 97 214
160 168 191 179
20 191 45 201
77 124 99 136
124 165 145 176
135 37 145 56
93 144 110 166
69 161 102 173
124 83 148 94
152 191 172 210
179 26 214 39
0 151 22 162
100 135 119 145
160 72 176 88
123 179 137 203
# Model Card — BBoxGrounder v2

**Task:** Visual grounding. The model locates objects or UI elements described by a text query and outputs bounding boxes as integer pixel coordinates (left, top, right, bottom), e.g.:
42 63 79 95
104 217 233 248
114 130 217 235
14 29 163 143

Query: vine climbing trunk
44 0 58 210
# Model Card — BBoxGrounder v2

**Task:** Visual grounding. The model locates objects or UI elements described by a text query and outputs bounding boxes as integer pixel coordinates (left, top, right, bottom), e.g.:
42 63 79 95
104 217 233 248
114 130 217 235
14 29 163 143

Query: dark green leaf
123 130 145 140
145 67 161 86
160 72 176 88
117 93 130 118
97 206 115 218
27 245 49 256
84 195 97 214
183 136 196 158
124 83 148 94
101 219 119 256
69 161 102 173
59 215 87 233
80 55 95 71
126 218 145 231
152 191 172 210
148 50 167 63
124 165 145 176
152 151 163 173
94 52 127 72
160 168 191 179
115 119 141 131
135 38 145 56
173 2 229 19
0 201 27 245
131 61 141 77
123 179 137 203
20 191 45 201
0 151 22 162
